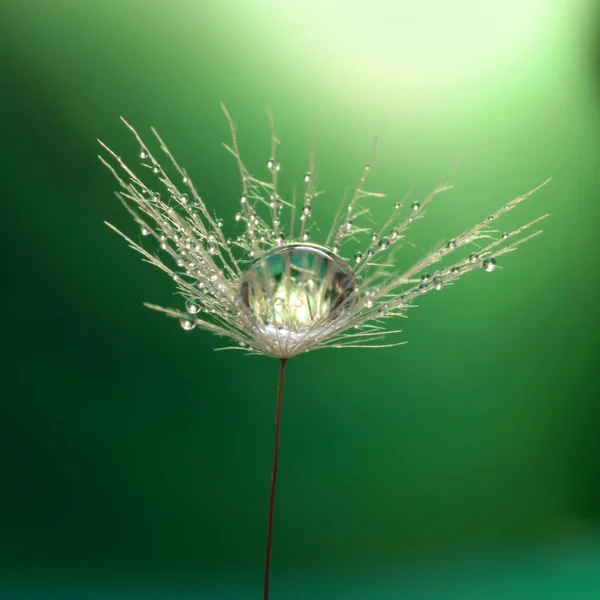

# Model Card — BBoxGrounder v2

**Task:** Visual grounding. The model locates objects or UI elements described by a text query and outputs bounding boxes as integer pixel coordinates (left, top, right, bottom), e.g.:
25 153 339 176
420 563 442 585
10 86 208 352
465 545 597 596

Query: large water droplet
239 244 359 335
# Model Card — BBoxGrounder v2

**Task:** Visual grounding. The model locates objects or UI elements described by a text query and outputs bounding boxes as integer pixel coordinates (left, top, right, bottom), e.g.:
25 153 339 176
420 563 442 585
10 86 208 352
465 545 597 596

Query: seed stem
264 357 288 600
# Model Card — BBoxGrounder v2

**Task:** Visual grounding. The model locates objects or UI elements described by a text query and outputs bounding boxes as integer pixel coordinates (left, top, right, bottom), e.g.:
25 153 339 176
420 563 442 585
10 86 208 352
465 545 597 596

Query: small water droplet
183 176 189 184
433 276 443 290
421 273 431 283
365 299 374 308
367 247 376 258
501 232 509 240
411 202 420 212
344 220 354 232
304 173 311 183
180 193 188 205
469 252 479 264
152 165 160 174
483 257 497 272
267 158 274 170
176 256 186 267
394 202 401 210
378 237 390 251
151 192 160 202
235 213 242 222
185 298 202 314
390 228 399 240
180 314 196 331
141 226 150 236
275 163 281 172
303 205 311 216
216 219 224 228
333 244 340 254
447 240 456 250
451 266 461 274
302 231 311 241
277 232 286 243
140 148 148 159
354 252 363 264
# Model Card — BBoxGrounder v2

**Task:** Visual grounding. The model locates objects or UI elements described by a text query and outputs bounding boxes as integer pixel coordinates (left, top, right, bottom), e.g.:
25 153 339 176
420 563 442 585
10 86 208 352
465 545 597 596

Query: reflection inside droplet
239 244 359 336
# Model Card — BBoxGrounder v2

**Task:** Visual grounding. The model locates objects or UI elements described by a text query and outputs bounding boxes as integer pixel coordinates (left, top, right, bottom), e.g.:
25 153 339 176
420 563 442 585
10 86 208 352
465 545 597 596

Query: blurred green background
1 0 599 598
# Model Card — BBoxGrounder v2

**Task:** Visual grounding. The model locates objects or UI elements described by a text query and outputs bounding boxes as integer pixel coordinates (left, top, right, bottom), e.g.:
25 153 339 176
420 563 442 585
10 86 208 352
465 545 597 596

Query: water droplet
152 165 160 174
433 276 443 290
277 232 286 243
302 231 311 241
421 273 431 283
303 205 311 216
140 148 148 159
304 173 311 183
183 176 189 184
367 247 376 258
394 202 401 210
390 228 399 240
180 193 188 205
451 266 461 274
216 219 224 228
411 202 420 212
235 213 243 222
141 227 150 236
185 298 202 314
447 240 456 250
275 163 281 172
501 232 509 240
151 192 160 202
333 244 340 254
180 314 196 331
240 194 247 205
354 252 363 264
176 256 186 267
378 237 390 251
469 252 479 264
483 257 497 272
365 299 374 308
239 244 359 334
173 274 182 283
267 158 275 170
344 220 354 232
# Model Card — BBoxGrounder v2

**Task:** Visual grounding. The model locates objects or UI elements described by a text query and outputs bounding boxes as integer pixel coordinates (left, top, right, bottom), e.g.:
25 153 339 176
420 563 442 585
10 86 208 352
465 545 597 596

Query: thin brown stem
264 357 288 600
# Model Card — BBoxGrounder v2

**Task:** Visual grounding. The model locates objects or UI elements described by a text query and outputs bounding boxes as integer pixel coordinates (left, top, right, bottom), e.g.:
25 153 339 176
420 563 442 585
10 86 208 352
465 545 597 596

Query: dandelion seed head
99 105 550 359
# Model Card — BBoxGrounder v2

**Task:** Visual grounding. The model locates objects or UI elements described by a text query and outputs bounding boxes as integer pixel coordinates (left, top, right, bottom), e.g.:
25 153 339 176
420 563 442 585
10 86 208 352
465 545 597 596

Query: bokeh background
1 0 599 598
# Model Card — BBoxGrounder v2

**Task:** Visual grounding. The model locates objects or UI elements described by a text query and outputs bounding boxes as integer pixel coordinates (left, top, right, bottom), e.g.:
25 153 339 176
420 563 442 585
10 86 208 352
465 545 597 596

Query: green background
1 0 599 597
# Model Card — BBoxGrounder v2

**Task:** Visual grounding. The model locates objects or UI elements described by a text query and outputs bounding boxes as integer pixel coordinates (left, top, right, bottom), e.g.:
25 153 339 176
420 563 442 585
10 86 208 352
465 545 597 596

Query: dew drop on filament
180 314 196 331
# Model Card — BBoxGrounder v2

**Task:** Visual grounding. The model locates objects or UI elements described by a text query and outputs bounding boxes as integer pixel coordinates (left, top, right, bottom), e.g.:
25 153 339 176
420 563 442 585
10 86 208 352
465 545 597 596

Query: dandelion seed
100 105 550 600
